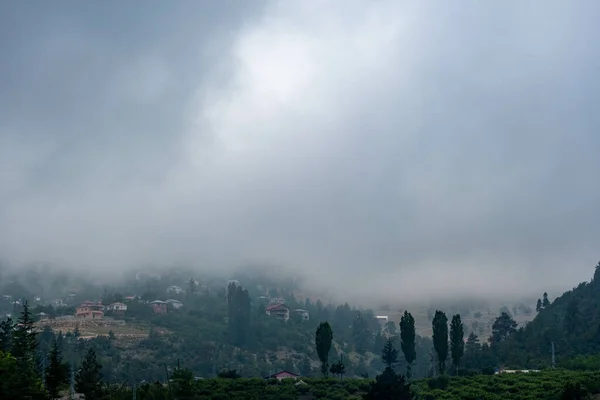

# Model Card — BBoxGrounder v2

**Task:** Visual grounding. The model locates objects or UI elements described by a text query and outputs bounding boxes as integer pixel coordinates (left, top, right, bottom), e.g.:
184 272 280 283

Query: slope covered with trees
495 262 600 369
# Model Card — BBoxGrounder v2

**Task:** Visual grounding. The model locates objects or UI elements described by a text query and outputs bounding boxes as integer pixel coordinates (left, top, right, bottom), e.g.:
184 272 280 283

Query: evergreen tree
227 284 251 346
536 298 543 312
564 298 580 336
449 314 464 375
381 337 398 370
432 310 448 375
315 322 333 377
490 312 517 345
45 339 69 399
0 317 14 353
352 313 371 354
75 347 103 400
12 301 37 361
372 331 385 354
542 292 551 308
363 367 412 400
463 332 481 370
329 354 345 379
399 311 416 379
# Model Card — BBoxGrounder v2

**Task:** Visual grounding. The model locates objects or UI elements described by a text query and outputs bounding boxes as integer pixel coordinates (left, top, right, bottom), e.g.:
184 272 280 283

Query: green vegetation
2 261 600 398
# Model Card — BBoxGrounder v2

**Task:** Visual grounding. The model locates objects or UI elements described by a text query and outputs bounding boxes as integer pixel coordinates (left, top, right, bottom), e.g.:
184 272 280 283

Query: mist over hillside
1 1 600 304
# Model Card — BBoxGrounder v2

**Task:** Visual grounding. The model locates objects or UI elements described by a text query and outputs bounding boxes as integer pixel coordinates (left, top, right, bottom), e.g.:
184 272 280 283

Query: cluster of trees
0 302 104 399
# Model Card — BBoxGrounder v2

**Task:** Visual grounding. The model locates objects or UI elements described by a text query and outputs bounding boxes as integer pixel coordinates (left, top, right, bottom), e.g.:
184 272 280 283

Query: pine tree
449 314 464 375
352 313 371 354
536 298 543 312
490 312 517 345
45 339 69 399
432 310 448 375
0 317 14 352
399 311 416 379
542 292 550 308
12 301 37 361
75 347 103 399
381 337 398 370
315 322 333 377
363 367 412 400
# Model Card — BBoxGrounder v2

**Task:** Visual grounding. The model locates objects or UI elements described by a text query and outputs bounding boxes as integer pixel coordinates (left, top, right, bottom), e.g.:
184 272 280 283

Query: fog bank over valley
1 1 599 304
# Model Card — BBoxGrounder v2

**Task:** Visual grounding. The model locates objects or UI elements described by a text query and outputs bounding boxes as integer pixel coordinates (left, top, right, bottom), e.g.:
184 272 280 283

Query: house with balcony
75 301 104 320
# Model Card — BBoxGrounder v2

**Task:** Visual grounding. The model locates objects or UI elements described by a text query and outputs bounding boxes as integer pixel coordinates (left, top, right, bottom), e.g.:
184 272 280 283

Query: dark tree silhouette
432 310 449 375
399 311 416 379
449 314 464 375
381 337 398 370
315 322 333 377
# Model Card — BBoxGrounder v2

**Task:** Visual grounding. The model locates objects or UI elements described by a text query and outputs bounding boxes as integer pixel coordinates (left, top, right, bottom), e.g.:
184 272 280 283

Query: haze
1 1 599 303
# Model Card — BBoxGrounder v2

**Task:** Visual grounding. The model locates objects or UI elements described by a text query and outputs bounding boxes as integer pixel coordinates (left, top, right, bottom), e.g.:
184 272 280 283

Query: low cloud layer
1 1 599 302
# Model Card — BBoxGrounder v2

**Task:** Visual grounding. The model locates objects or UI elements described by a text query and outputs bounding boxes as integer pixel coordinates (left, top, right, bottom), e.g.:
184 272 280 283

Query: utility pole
132 383 137 400
551 341 555 369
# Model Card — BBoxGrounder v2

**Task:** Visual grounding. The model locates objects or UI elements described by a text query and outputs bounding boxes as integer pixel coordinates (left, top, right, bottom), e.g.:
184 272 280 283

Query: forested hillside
495 262 600 370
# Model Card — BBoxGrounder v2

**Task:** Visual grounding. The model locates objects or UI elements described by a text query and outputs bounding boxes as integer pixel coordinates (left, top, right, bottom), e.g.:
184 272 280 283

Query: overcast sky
1 1 599 302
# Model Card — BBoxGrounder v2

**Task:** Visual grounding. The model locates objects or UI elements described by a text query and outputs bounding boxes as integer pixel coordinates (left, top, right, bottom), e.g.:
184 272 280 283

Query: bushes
412 370 600 400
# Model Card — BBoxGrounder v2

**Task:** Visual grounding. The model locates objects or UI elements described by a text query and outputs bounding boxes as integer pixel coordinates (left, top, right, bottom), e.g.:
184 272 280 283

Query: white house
165 299 184 309
167 286 184 295
293 309 310 321
106 302 128 312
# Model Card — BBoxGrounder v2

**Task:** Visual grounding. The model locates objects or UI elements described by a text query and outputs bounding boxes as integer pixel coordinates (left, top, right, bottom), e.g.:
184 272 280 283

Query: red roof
266 303 288 311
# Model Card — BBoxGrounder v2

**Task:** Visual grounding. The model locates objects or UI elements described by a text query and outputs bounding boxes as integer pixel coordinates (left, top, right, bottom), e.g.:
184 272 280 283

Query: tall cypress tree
75 347 103 399
449 314 464 375
315 322 333 377
45 339 69 399
399 311 416 379
432 310 448 375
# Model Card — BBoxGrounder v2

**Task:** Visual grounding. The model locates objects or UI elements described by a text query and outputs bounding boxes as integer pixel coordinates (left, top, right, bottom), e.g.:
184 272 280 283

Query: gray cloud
1 0 599 303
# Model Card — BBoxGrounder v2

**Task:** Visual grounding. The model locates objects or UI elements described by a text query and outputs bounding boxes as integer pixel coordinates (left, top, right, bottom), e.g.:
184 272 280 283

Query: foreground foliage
413 370 600 400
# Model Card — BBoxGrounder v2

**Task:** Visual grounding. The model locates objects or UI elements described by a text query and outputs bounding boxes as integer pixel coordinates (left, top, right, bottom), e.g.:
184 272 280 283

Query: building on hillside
269 297 286 305
36 312 49 321
75 301 104 320
166 286 183 295
106 302 127 313
124 296 137 302
265 370 300 381
54 299 67 308
150 300 167 314
265 303 289 321
165 299 183 309
375 315 389 327
293 309 310 321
